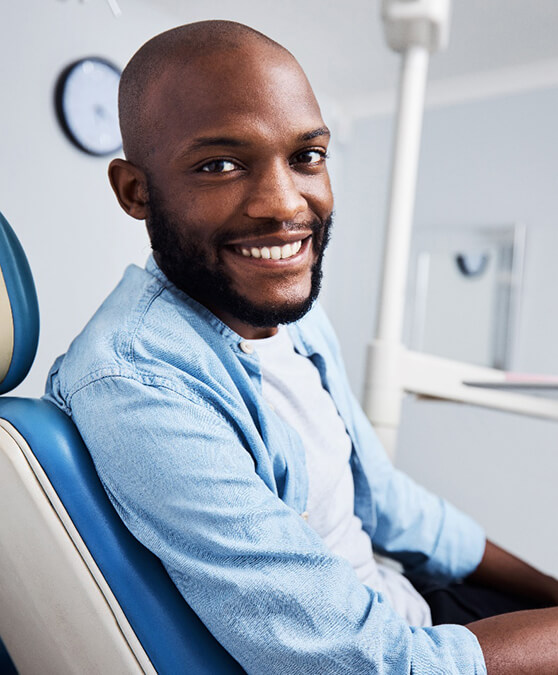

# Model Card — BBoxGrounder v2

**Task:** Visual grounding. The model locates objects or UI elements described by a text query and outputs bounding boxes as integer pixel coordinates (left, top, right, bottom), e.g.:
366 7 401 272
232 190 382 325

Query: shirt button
239 341 254 354
300 511 309 521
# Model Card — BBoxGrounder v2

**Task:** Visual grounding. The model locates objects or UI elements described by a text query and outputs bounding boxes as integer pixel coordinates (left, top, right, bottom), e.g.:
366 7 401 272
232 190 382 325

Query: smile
234 240 304 260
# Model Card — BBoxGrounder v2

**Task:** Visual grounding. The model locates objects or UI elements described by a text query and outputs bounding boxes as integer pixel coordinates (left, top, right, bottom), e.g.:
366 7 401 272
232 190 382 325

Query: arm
346 390 487 582
68 374 486 675
467 607 558 675
465 540 558 674
468 539 558 605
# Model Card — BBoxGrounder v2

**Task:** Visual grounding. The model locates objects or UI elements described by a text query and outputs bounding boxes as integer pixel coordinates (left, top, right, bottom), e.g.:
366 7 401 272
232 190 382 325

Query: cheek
305 178 334 218
186 180 243 214
184 193 243 240
168 203 231 254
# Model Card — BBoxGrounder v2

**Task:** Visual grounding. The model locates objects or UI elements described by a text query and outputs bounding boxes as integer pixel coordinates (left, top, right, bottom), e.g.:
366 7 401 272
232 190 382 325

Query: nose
244 160 308 222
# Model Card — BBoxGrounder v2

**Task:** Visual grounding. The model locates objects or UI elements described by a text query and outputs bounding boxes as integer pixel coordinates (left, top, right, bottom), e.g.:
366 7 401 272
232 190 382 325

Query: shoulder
45 262 238 409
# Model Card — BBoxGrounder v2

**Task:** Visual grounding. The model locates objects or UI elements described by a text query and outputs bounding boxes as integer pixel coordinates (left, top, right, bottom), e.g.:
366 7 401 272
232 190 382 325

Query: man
46 20 558 674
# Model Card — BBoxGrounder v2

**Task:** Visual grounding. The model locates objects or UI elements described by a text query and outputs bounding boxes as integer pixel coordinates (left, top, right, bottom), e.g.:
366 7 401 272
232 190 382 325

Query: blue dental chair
0 212 245 674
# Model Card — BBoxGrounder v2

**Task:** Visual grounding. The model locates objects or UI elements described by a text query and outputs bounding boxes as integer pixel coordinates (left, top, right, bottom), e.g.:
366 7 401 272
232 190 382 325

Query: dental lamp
365 0 558 459
364 0 452 456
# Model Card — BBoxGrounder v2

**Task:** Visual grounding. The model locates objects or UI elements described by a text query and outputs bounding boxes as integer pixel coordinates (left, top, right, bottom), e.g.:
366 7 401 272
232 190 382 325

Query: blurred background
3 0 558 574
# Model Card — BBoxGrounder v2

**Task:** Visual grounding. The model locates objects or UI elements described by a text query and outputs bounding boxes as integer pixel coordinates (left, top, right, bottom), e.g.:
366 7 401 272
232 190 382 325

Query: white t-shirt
252 326 432 627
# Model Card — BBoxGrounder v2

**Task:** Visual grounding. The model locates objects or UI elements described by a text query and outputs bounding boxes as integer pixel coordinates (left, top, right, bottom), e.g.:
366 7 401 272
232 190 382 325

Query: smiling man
46 20 558 675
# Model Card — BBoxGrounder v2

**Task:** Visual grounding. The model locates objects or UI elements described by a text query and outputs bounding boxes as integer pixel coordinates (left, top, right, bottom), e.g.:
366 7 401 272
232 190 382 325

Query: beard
145 182 333 329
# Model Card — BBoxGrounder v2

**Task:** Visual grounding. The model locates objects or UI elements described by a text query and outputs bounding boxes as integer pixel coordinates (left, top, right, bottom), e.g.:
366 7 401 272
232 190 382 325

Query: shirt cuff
420 499 486 582
412 624 487 674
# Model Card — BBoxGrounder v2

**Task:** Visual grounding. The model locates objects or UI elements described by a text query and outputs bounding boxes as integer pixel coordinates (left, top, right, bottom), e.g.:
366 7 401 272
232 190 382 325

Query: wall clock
55 57 122 156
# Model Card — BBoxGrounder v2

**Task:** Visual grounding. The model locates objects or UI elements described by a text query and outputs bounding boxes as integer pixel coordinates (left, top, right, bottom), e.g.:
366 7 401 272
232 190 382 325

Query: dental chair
0 212 245 674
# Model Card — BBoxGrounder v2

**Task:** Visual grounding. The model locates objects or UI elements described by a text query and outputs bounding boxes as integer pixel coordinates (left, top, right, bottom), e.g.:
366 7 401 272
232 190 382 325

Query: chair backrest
0 212 39 395
0 212 245 674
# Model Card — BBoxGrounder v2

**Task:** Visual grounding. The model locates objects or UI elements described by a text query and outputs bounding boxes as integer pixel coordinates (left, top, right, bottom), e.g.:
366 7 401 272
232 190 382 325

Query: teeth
237 240 303 260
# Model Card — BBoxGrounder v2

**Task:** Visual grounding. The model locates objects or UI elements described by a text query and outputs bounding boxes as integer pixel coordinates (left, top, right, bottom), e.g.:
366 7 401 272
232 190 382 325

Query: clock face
55 57 122 156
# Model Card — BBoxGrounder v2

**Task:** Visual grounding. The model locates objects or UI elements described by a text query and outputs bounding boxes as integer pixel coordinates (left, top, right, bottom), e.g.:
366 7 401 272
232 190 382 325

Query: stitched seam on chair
0 266 15 384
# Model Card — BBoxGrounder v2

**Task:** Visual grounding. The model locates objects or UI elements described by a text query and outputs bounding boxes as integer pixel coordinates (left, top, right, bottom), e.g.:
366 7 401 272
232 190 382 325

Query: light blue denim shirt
45 256 487 674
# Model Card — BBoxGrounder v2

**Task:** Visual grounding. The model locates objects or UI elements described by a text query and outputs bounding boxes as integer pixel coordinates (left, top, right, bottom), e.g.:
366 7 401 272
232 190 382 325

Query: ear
108 158 149 220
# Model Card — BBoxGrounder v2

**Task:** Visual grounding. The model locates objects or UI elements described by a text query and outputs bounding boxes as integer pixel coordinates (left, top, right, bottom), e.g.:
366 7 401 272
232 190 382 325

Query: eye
292 149 328 167
198 159 238 173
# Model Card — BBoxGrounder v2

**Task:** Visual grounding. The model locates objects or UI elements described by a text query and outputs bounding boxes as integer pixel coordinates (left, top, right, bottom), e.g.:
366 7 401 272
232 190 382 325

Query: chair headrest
0 212 40 394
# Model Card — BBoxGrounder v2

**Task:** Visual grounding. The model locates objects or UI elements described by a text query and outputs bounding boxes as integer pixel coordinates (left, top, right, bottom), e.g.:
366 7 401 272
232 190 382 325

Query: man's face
143 47 334 337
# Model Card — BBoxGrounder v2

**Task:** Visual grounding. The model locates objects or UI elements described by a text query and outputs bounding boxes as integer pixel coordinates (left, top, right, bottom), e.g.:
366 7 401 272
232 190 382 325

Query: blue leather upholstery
0 397 244 674
0 212 39 394
0 213 245 673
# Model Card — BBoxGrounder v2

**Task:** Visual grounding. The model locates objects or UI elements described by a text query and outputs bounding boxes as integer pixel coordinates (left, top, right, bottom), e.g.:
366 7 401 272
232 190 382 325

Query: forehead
146 48 325 157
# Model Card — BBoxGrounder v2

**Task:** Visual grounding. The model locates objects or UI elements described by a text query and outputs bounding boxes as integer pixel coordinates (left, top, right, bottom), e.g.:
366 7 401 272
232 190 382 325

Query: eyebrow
185 127 331 153
186 136 249 152
299 127 330 141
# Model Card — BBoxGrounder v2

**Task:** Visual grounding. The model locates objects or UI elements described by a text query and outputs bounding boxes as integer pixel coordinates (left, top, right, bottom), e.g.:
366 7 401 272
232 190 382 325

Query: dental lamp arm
365 0 452 457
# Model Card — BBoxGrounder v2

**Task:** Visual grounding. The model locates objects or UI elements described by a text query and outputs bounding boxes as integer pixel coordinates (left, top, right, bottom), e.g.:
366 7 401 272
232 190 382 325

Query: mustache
214 216 330 248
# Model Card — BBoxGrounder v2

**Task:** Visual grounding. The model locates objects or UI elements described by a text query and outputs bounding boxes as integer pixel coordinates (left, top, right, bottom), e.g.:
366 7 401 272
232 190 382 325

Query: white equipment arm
364 0 451 455
364 0 558 458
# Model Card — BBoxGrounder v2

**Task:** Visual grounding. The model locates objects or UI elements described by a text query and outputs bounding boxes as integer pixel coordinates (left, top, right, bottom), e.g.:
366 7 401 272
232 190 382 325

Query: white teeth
237 239 303 260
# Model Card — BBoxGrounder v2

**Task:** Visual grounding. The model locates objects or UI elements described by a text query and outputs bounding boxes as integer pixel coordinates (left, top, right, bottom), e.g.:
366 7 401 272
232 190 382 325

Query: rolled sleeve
412 624 487 674
68 374 486 674
416 499 486 581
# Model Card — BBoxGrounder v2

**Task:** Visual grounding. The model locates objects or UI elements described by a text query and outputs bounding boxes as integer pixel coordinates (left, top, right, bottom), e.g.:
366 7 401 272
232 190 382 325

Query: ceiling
134 0 558 102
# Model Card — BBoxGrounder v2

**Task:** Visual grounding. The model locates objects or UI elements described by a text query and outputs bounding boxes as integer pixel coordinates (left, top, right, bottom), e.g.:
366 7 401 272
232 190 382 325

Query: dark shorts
413 579 550 625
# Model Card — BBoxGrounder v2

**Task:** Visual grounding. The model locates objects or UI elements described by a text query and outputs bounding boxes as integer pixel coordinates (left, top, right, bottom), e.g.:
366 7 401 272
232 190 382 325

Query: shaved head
118 20 291 166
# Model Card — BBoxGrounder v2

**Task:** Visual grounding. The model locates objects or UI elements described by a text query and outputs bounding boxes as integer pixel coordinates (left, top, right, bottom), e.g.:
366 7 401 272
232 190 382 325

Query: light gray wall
325 88 558 575
2 1 180 396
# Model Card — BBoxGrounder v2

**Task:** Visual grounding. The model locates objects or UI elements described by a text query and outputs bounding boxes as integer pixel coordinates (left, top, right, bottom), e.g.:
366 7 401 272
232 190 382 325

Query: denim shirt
45 256 487 674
